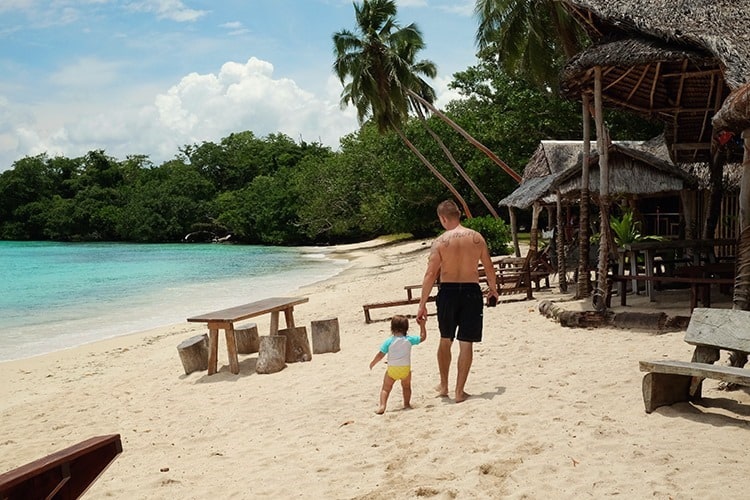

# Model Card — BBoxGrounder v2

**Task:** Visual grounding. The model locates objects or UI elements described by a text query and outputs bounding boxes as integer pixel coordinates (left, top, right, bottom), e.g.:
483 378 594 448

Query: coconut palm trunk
407 90 522 183
412 101 499 217
392 126 473 218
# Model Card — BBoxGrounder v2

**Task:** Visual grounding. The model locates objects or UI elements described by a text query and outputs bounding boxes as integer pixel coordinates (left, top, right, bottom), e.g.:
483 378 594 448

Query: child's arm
369 352 385 370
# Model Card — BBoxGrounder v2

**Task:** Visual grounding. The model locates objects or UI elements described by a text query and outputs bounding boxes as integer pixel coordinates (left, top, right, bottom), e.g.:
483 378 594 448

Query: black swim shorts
435 282 483 342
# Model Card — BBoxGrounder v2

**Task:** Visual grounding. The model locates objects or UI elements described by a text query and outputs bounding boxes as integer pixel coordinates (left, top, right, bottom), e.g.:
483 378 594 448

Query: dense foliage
0 64 662 245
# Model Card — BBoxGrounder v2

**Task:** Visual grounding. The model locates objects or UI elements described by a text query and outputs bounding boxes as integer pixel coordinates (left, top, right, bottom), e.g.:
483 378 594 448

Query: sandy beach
1 238 748 499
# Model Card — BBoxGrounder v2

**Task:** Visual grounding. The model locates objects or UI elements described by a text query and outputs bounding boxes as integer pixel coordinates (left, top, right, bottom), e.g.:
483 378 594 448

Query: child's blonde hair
390 315 409 334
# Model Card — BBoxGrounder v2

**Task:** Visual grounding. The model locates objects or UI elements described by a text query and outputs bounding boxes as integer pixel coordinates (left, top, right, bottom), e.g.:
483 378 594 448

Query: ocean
0 241 348 362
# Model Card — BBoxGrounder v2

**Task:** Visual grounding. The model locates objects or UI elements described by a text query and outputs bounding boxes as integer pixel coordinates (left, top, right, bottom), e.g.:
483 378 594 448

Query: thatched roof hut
558 1 750 164
558 1 750 88
498 137 694 209
559 37 726 163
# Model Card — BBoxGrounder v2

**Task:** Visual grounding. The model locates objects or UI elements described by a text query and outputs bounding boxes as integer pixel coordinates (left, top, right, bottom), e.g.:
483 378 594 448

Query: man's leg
455 340 473 403
436 338 452 397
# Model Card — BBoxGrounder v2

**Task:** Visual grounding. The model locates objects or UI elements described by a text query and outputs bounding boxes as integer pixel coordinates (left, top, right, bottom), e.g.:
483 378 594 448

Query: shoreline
1 237 748 499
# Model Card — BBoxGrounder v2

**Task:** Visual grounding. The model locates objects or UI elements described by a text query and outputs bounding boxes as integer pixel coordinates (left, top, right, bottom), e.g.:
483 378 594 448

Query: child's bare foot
455 391 471 403
375 406 386 414
435 384 449 397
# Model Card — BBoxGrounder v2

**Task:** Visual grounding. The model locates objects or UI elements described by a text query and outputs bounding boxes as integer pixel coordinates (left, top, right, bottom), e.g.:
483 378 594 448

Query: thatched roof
559 36 728 164
713 83 750 133
558 1 750 164
498 137 695 209
521 141 589 180
559 1 750 88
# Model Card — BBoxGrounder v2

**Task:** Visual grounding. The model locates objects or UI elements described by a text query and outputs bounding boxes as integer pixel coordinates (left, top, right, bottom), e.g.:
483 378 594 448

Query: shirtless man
417 200 499 403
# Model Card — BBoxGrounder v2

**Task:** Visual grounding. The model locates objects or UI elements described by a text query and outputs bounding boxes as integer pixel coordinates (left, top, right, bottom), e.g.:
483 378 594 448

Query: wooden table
617 239 736 302
187 296 309 375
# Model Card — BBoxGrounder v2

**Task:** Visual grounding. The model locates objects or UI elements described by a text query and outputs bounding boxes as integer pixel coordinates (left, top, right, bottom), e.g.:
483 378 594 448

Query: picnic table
187 296 309 375
616 239 736 302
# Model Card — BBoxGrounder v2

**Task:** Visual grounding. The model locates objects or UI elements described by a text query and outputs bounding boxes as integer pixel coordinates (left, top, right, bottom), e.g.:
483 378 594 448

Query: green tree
333 0 474 217
475 0 585 89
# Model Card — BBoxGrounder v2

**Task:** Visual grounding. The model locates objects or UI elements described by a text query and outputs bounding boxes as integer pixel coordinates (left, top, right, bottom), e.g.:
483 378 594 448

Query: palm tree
475 0 584 89
476 0 593 297
397 40 504 217
333 0 474 216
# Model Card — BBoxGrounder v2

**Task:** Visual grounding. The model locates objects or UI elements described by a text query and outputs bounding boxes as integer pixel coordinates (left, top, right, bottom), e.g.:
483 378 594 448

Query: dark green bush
463 216 512 256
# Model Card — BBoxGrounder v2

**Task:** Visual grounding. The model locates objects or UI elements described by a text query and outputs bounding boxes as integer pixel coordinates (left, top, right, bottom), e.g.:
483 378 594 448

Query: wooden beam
672 143 711 150
650 62 661 110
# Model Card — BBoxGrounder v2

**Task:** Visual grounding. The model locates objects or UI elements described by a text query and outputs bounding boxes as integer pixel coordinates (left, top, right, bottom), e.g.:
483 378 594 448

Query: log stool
278 326 312 363
256 336 287 374
311 318 340 354
234 322 259 354
177 334 209 375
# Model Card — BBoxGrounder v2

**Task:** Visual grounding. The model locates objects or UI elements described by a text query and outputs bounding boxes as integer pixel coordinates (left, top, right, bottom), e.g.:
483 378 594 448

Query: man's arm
478 237 499 299
417 243 442 321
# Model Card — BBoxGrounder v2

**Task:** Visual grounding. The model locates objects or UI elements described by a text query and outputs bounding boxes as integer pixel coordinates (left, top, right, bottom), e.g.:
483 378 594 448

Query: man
417 200 499 403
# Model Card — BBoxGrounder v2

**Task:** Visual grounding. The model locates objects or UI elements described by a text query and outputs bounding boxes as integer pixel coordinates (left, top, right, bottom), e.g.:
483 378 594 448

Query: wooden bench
363 285 436 324
0 434 122 499
187 296 309 375
639 308 750 413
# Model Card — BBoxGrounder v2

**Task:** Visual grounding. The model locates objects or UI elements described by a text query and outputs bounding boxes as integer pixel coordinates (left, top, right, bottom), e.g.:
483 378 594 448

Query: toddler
369 315 427 414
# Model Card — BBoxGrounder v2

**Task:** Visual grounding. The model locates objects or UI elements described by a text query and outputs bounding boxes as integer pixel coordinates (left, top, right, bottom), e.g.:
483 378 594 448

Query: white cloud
0 56 360 169
220 21 250 36
125 0 207 22
0 56 461 170
50 57 122 88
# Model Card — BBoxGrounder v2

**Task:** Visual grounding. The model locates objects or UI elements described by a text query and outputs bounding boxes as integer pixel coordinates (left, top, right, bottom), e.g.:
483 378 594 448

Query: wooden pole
593 67 612 312
578 94 592 298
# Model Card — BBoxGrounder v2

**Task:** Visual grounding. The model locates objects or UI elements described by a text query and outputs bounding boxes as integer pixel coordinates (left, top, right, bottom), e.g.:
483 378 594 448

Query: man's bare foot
403 403 412 410
455 391 471 403
435 384 449 397
375 406 386 415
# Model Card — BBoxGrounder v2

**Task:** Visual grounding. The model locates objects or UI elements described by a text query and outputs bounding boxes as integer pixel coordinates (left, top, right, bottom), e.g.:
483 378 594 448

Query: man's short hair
437 200 461 220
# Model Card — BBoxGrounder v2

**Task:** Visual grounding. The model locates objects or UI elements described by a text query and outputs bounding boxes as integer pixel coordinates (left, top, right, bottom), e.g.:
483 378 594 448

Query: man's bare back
434 226 487 283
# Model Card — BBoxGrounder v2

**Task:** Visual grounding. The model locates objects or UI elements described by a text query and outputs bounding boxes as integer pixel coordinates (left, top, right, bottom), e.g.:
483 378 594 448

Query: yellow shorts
387 365 411 381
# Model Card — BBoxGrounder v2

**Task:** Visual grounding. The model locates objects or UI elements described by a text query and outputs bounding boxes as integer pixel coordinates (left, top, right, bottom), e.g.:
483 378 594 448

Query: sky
0 0 480 171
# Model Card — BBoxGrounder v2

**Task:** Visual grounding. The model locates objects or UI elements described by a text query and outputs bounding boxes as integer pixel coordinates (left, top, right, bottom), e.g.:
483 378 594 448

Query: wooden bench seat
639 308 750 413
362 295 435 324
0 434 122 499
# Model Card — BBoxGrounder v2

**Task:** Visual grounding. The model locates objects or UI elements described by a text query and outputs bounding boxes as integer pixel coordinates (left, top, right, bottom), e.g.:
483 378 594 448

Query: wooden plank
362 296 435 324
0 434 122 499
639 359 750 387
187 297 309 323
685 308 750 352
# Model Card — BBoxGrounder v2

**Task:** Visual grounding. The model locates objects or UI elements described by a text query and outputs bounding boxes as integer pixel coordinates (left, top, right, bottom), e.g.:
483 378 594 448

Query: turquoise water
0 241 347 362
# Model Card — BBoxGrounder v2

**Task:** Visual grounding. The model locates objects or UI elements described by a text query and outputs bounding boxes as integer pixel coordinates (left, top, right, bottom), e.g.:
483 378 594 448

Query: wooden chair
0 434 122 499
494 252 534 300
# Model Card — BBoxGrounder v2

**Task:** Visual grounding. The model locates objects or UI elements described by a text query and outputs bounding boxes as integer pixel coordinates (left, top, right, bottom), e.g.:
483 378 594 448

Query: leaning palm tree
397 38 503 218
333 0 474 216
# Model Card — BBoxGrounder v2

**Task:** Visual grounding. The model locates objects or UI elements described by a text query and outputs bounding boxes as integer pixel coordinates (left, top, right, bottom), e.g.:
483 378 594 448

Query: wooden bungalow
499 137 699 269
554 0 750 307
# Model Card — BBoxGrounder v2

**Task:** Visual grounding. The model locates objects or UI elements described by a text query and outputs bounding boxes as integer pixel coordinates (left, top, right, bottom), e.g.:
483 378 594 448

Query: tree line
0 59 658 245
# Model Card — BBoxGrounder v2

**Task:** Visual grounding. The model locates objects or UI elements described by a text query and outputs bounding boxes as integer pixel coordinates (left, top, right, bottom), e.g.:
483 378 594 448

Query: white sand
1 238 748 499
